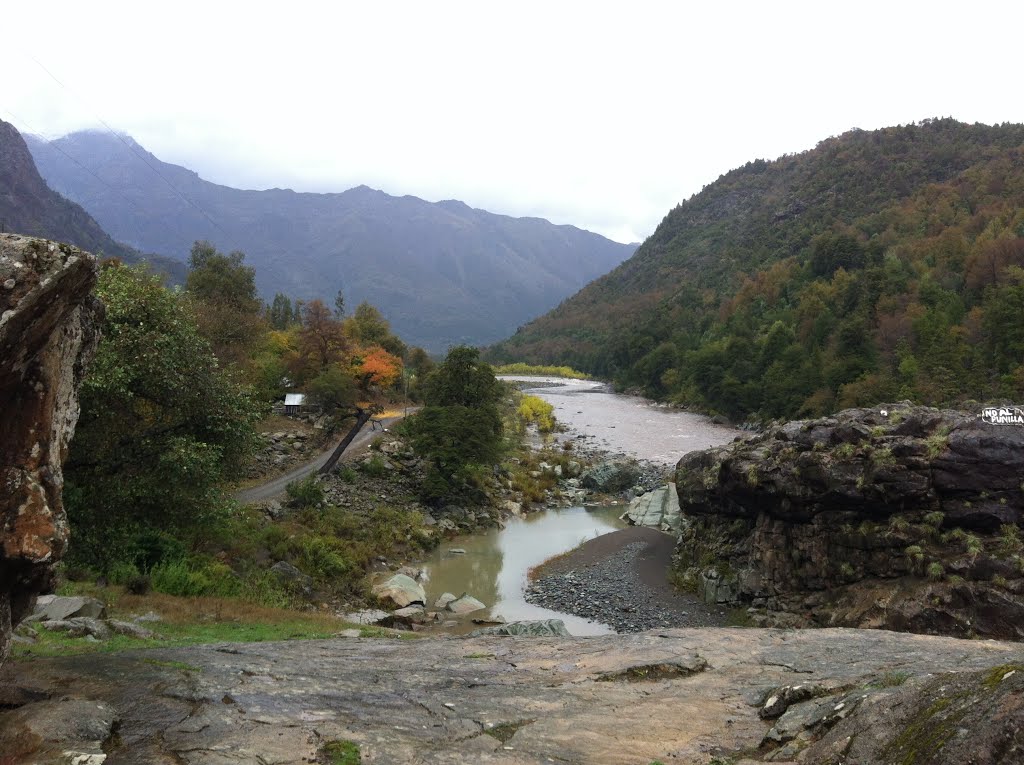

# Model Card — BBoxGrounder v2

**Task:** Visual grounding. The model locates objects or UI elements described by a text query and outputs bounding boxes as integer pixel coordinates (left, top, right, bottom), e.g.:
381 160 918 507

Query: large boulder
30 595 105 622
372 574 426 608
580 460 641 493
446 594 486 615
0 235 102 666
621 483 682 533
673 403 1024 639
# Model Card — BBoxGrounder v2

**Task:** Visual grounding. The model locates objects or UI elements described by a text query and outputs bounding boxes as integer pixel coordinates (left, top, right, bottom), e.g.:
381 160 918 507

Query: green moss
982 663 1024 689
870 671 912 688
323 740 361 765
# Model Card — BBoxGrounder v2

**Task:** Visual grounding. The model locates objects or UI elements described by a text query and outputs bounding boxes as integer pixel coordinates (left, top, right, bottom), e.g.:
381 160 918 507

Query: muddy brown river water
419 377 739 635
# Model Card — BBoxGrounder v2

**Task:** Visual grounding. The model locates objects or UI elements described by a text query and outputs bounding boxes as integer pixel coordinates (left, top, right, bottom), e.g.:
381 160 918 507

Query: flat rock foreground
4 628 1024 764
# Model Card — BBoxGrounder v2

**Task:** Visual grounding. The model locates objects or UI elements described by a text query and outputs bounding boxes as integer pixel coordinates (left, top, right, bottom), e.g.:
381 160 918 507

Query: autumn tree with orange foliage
356 345 403 389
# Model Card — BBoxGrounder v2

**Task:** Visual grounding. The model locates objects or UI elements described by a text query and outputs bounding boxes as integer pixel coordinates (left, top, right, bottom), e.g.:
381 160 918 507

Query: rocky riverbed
526 527 727 632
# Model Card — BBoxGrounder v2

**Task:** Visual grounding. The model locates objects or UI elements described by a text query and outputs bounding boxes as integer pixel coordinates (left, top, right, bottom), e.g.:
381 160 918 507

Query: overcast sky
4 1 1023 244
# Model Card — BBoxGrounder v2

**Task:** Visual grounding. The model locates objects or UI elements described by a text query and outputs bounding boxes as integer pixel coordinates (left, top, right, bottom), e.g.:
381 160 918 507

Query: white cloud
3 0 1022 243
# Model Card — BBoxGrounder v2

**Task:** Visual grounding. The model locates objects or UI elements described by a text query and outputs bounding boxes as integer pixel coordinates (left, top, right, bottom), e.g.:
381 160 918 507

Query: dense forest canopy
487 119 1024 420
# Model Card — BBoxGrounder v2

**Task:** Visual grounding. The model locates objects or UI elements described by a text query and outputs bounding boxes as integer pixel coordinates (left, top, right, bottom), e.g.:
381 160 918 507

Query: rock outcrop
4 626 1024 763
674 403 1024 639
621 482 682 532
0 234 101 665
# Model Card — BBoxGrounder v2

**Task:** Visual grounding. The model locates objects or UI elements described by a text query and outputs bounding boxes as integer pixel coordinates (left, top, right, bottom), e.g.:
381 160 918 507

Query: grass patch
11 590 405 660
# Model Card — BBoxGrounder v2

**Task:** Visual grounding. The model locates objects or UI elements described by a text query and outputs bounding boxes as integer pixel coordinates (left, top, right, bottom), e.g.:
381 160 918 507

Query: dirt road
233 413 408 505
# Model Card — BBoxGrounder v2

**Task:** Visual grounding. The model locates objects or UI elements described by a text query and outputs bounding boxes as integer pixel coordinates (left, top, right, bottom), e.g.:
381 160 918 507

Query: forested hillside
488 119 1024 420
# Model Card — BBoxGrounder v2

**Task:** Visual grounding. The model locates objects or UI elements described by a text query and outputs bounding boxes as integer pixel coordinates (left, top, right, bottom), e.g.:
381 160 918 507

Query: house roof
284 393 306 406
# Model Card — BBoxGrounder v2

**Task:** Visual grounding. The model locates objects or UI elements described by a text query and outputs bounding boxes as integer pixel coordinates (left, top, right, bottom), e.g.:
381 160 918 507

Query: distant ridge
0 120 185 282
27 131 635 350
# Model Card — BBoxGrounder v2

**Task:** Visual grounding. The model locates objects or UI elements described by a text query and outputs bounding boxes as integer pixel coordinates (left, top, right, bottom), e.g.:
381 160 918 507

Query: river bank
525 527 728 631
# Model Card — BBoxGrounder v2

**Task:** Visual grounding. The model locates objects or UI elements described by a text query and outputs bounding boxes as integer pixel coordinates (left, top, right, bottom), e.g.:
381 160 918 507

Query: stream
419 376 740 635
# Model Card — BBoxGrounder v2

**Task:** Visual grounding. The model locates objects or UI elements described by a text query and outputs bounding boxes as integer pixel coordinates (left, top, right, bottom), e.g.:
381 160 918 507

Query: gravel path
234 414 407 504
525 527 729 632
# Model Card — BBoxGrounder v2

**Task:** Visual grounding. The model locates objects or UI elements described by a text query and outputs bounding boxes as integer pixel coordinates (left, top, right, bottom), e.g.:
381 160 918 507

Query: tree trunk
319 408 373 475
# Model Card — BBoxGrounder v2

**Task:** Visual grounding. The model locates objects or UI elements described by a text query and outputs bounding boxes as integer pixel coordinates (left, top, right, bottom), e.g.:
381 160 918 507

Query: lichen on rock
0 234 101 665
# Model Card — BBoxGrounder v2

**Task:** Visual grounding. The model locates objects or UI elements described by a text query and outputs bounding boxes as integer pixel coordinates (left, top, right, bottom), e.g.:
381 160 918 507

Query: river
419 376 739 635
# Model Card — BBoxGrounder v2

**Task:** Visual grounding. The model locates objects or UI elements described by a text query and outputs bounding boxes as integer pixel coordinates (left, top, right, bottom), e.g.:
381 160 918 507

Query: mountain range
25 131 635 350
0 119 185 282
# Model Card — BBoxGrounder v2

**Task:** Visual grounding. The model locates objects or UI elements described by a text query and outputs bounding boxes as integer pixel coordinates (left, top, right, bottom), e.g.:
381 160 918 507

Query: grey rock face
674 403 1024 639
0 234 101 667
621 483 682 532
581 460 642 493
469 619 571 637
5 627 1024 764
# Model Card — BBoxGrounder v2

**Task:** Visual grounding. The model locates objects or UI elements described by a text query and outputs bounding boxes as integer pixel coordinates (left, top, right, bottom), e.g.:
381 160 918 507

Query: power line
1 105 147 217
25 53 237 247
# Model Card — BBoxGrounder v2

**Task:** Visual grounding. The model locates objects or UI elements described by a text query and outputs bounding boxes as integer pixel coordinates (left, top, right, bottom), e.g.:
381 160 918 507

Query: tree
334 288 346 318
346 301 406 357
186 241 265 365
298 299 347 371
268 293 294 329
307 364 358 414
423 346 502 408
407 346 505 503
356 346 403 390
65 263 261 569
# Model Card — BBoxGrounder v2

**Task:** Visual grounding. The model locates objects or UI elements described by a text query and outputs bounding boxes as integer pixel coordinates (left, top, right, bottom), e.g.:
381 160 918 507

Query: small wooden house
283 393 307 415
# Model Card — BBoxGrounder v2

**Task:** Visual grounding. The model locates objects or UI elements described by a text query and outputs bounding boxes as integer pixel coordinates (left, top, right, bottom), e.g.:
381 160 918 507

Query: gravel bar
524 526 729 632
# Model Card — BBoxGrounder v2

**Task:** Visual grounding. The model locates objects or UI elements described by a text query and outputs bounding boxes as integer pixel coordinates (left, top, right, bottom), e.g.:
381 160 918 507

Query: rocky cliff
674 403 1024 639
0 234 101 664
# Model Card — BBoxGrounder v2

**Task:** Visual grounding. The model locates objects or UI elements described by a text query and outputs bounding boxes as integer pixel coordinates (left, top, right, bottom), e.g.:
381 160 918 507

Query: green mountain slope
26 131 634 351
488 119 1024 419
0 120 186 283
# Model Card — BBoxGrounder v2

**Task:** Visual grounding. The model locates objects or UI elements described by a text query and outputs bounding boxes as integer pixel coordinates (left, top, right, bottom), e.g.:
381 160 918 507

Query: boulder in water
372 574 426 607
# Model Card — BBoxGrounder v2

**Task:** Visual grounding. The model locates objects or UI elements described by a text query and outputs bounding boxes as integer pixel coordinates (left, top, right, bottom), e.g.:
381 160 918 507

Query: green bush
360 455 390 478
286 474 324 507
150 559 242 597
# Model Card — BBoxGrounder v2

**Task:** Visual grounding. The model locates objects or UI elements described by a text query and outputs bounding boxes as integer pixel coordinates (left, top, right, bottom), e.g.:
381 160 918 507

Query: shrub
926 561 945 580
360 455 390 478
150 559 242 597
286 474 324 507
517 395 556 433
999 524 1024 556
922 511 945 529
